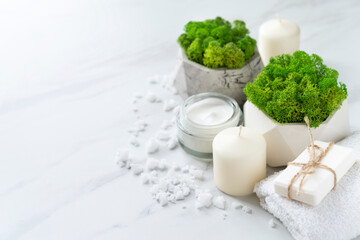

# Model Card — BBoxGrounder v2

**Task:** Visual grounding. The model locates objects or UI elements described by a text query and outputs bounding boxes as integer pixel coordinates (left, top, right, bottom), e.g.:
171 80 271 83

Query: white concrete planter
244 100 350 167
173 47 263 108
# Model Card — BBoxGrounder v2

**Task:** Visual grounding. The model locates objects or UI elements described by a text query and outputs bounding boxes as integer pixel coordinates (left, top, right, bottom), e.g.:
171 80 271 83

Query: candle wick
276 13 282 23
238 126 243 137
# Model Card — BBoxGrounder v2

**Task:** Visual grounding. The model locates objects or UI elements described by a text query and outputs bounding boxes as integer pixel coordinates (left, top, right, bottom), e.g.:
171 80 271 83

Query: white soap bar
274 141 356 206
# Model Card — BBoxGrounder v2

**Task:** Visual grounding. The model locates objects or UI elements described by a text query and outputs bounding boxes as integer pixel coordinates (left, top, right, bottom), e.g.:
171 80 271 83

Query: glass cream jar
176 92 242 161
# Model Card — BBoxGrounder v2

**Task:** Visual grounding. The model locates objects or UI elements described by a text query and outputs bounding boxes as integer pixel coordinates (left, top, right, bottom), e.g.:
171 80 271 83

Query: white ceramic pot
244 100 350 167
173 48 263 109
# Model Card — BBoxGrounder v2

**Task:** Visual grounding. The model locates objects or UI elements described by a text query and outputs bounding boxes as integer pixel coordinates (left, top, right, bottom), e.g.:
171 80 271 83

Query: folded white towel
254 131 360 240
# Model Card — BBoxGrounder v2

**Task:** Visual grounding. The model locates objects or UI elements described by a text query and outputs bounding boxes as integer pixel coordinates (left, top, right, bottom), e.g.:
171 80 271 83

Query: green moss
243 51 348 127
177 17 256 69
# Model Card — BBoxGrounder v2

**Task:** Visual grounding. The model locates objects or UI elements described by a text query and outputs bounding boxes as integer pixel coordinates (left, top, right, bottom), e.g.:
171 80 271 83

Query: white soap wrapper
274 141 356 206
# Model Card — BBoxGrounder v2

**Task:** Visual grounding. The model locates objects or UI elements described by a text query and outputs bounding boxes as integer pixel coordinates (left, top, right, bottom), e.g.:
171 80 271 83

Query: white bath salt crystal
196 192 213 209
158 159 168 171
167 183 175 193
133 92 143 99
132 99 137 104
161 120 172 130
131 164 143 175
157 192 168 206
140 173 149 184
146 158 159 170
269 219 277 228
157 130 171 141
181 165 189 173
146 92 157 103
170 87 178 95
135 119 147 131
242 206 252 214
172 178 180 185
175 190 185 201
146 139 159 154
231 202 243 210
171 116 176 124
150 176 159 184
172 163 181 171
129 137 140 147
163 99 177 112
167 137 178 150
167 194 176 203
116 149 129 166
148 75 160 84
150 170 158 177
133 107 138 112
213 196 226 210
190 169 204 180
172 105 180 115
182 186 190 196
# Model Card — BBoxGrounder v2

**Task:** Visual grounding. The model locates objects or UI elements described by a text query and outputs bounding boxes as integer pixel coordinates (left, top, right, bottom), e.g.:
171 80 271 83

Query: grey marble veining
0 0 360 239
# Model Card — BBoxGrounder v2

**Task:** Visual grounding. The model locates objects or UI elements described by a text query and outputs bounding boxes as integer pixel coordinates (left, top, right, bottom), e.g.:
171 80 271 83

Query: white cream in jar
176 92 242 161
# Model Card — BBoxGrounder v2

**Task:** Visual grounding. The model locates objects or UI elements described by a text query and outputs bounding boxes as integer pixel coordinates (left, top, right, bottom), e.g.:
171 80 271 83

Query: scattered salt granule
133 92 143 99
269 219 277 228
132 99 137 104
161 120 172 130
146 138 159 154
172 106 180 116
135 119 147 132
133 107 138 112
156 192 168 206
129 136 140 147
171 163 181 171
167 137 178 150
116 149 129 167
181 165 189 173
175 190 185 200
196 192 213 209
242 206 252 214
140 173 149 184
182 186 190 196
170 87 178 95
131 164 143 175
163 99 177 112
158 159 167 171
213 196 226 210
190 169 204 180
157 130 171 141
148 75 160 84
146 158 159 170
146 91 157 103
232 202 243 210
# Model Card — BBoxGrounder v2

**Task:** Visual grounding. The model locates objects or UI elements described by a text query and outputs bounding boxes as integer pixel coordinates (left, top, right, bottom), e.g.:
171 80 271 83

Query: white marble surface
1 0 360 239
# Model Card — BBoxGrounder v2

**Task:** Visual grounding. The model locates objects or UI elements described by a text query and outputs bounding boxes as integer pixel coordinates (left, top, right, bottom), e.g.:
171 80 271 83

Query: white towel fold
254 131 360 240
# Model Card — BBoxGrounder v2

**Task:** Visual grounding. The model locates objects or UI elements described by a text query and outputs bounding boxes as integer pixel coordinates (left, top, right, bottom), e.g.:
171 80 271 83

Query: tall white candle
258 15 300 66
213 126 266 196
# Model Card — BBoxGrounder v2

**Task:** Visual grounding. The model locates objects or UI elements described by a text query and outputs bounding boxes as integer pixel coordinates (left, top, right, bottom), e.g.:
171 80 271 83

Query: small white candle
258 15 300 66
213 126 266 196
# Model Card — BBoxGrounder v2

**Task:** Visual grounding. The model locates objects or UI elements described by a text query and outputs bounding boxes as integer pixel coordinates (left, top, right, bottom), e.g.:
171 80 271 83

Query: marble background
1 0 360 239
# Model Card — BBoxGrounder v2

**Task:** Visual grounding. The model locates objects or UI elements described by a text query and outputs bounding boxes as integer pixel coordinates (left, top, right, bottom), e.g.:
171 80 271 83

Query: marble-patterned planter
174 47 263 108
244 100 350 167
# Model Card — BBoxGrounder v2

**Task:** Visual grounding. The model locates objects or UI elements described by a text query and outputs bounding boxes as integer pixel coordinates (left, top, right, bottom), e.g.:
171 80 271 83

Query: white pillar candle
258 15 300 66
213 126 266 196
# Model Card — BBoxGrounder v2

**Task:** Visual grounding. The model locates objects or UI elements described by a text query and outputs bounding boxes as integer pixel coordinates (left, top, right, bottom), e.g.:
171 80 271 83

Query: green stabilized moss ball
243 51 348 127
177 17 256 69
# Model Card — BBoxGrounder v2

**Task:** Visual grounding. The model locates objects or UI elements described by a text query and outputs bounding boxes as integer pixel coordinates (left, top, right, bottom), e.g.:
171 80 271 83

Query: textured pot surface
244 100 350 167
173 48 263 108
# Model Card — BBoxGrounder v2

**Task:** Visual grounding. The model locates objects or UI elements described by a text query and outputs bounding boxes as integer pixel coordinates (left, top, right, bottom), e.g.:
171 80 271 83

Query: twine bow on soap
287 116 337 200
